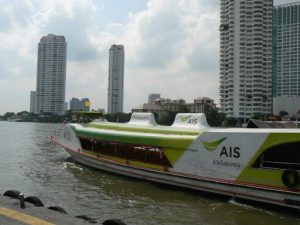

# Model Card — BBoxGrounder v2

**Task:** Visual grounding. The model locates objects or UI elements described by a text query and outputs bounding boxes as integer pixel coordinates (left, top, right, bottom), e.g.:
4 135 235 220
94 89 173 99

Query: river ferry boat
49 113 300 209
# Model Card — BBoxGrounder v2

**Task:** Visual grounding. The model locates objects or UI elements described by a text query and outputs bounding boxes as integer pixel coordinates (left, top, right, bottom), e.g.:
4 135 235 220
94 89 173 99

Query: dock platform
0 194 88 224
0 192 126 225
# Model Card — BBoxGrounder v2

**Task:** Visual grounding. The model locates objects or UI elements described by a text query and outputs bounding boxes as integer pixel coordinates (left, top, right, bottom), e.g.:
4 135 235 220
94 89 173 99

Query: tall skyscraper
219 0 273 119
273 2 300 115
107 44 124 114
35 34 67 115
30 91 36 113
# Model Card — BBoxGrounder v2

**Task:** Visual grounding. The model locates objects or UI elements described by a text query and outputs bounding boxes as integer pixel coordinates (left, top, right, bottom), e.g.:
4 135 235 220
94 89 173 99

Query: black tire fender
103 219 127 225
281 169 299 188
3 190 21 199
76 215 97 223
24 196 44 207
48 206 67 214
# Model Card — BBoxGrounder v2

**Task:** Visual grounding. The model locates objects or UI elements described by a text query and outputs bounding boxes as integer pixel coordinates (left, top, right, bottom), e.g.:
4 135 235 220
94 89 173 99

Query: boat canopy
82 113 209 137
128 113 158 126
128 113 209 130
171 113 209 129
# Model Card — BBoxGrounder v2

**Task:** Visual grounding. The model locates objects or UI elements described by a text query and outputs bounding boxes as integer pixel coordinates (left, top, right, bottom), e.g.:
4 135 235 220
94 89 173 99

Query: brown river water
0 121 299 225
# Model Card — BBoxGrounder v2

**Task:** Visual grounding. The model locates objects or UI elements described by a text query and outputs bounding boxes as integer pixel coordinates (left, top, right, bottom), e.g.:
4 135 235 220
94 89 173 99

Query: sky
0 0 297 115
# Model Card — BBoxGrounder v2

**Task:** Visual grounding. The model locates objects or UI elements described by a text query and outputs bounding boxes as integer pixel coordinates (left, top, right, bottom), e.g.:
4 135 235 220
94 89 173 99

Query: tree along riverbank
0 107 241 127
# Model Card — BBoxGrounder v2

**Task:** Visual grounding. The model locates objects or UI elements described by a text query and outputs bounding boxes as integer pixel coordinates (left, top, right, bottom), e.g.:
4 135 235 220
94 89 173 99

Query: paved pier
0 194 92 224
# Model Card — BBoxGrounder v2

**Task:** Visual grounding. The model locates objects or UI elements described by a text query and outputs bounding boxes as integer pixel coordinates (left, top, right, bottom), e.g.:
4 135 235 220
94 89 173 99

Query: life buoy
281 169 299 188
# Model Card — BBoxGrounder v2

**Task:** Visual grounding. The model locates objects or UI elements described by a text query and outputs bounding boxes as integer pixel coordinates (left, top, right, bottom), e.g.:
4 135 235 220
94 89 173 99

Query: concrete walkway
0 194 92 224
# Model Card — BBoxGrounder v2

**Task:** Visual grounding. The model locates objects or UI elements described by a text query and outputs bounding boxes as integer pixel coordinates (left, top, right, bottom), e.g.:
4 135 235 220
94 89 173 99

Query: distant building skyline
70 97 90 111
273 2 300 115
148 93 161 104
35 34 67 115
107 44 125 114
186 97 216 113
132 96 216 116
219 0 273 118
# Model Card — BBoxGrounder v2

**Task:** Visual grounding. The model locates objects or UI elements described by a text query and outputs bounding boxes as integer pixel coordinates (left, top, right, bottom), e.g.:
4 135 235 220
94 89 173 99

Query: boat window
79 137 172 168
252 141 300 170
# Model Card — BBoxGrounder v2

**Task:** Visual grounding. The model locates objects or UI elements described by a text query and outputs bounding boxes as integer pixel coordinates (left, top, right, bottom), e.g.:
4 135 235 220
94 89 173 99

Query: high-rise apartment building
70 97 90 111
273 2 300 115
70 98 81 111
107 44 124 114
219 0 273 118
35 34 67 115
30 91 36 113
148 93 161 104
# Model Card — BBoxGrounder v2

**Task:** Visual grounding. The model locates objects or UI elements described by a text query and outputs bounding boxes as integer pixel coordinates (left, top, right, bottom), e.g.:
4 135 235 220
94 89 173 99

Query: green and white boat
50 113 300 209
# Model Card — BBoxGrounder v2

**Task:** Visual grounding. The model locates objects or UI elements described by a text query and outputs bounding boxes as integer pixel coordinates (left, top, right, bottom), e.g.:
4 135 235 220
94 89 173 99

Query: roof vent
172 113 209 129
128 113 158 126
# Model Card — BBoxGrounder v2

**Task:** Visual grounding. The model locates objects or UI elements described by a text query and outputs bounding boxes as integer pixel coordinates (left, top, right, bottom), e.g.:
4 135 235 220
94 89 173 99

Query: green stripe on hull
86 122 201 136
243 168 283 187
70 124 198 165
74 128 195 149
163 148 185 165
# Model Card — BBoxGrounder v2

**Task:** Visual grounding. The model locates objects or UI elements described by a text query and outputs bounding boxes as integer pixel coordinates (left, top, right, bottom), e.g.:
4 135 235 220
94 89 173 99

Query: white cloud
119 0 220 110
0 0 220 114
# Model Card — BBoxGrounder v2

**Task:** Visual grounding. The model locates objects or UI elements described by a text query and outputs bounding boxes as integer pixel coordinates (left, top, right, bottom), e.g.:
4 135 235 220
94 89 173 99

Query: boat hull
49 112 300 210
63 146 300 210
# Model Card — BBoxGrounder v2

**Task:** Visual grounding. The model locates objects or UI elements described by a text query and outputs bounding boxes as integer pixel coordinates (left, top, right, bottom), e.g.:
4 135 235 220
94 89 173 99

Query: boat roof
84 113 208 136
71 112 300 136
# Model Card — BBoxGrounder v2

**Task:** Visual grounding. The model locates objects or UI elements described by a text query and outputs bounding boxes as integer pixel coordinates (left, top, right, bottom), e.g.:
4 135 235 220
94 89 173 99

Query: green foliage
177 105 189 113
156 112 176 126
156 104 189 125
16 111 29 116
64 110 75 122
279 110 288 117
224 117 238 127
0 111 66 123
204 106 226 127
252 113 265 120
105 113 132 123
1 107 234 128
3 112 15 119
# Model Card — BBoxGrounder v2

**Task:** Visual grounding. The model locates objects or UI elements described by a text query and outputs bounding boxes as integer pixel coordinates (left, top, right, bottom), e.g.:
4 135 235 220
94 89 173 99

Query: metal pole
19 193 25 209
